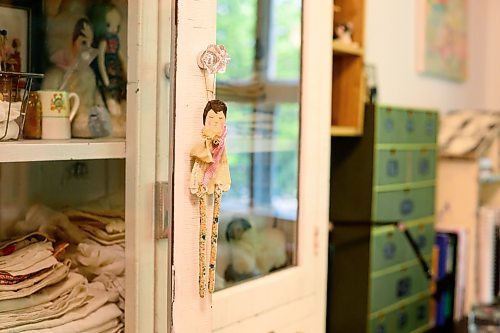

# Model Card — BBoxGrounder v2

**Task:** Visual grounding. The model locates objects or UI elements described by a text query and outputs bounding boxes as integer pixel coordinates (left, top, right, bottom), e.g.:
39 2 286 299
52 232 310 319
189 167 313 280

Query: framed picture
417 0 467 81
0 0 43 73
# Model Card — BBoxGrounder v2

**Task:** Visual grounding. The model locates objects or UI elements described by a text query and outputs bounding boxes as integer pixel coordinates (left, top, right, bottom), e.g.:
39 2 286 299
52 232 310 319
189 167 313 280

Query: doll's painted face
106 8 121 34
72 21 93 56
205 109 225 135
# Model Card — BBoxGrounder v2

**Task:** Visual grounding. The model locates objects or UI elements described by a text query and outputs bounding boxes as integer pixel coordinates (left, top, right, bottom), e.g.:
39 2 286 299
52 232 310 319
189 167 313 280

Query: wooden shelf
332 40 364 56
0 138 126 162
331 0 366 136
330 126 363 136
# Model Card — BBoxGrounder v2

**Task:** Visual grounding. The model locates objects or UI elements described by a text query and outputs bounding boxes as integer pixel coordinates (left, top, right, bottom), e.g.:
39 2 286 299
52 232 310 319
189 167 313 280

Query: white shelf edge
0 138 126 162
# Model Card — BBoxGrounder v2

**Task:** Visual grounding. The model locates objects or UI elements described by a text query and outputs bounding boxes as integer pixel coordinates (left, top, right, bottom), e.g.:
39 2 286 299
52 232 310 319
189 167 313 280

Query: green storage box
369 296 431 333
371 220 434 272
373 186 435 222
370 261 431 312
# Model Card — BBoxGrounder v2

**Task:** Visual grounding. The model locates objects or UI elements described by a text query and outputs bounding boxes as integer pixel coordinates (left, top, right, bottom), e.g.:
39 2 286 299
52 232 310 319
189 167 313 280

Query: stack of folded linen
62 209 125 312
0 232 123 333
63 209 125 247
67 242 125 312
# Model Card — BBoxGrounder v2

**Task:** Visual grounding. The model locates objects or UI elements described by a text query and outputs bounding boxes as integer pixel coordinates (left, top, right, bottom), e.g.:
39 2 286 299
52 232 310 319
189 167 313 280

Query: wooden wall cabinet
332 0 366 136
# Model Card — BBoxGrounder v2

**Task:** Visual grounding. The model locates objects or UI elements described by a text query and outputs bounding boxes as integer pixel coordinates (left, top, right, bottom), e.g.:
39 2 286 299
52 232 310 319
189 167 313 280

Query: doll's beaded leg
198 193 208 297
208 185 223 293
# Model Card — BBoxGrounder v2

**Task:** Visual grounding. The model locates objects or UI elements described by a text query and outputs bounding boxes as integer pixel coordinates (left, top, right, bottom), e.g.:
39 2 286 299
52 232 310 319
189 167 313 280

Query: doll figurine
88 2 126 137
190 99 231 195
190 99 231 297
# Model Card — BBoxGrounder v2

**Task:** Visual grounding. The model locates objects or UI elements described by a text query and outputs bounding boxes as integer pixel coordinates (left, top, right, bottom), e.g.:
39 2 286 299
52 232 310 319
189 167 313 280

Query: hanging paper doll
190 99 231 297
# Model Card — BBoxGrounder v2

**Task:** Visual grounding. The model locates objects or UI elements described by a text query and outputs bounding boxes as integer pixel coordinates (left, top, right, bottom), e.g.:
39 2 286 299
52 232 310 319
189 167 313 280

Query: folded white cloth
93 275 125 310
75 243 125 278
0 101 21 122
0 271 84 313
0 120 19 140
104 220 125 234
0 241 56 276
0 279 88 330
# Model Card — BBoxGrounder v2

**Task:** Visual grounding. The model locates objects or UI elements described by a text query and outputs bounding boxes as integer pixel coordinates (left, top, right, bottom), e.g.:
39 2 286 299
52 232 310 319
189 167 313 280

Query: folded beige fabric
0 271 84 312
0 263 59 292
0 261 69 301
102 323 124 333
0 280 88 330
10 205 86 244
79 318 120 333
15 292 121 333
79 225 125 241
0 232 51 255
63 209 124 227
104 220 125 235
0 241 57 276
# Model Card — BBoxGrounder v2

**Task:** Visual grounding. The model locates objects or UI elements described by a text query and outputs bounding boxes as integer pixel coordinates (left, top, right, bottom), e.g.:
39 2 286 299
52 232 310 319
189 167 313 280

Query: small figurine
0 30 13 71
190 99 231 297
88 2 126 137
9 39 21 72
334 22 358 47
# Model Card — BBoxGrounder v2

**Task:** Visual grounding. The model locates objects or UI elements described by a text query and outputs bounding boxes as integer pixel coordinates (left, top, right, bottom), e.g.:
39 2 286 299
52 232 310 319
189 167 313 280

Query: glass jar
22 91 41 139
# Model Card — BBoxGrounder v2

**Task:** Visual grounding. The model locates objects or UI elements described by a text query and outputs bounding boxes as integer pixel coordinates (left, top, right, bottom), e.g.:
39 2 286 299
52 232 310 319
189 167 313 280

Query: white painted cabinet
0 1 331 332
170 1 332 332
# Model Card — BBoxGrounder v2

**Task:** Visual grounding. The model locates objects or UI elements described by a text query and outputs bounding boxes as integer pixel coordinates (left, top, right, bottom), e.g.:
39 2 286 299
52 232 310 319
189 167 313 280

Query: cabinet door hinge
155 181 170 239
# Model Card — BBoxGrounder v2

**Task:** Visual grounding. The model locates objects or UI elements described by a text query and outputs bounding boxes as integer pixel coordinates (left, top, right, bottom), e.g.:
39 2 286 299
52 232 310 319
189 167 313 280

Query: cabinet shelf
0 138 126 162
332 40 364 56
330 125 363 136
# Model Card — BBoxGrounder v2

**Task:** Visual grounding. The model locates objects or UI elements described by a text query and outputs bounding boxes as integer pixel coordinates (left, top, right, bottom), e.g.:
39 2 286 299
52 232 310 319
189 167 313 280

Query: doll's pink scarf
202 126 227 187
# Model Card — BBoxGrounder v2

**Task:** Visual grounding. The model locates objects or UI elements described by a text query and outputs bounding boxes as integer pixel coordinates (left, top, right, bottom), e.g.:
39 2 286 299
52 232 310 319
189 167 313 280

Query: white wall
365 0 493 112
482 1 500 109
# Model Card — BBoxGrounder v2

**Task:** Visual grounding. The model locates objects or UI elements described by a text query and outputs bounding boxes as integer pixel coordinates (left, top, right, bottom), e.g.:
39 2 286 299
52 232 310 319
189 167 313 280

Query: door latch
155 181 170 239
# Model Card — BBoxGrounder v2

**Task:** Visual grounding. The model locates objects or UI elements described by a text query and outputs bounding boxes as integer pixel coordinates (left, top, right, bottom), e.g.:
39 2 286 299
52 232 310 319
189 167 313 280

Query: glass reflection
215 0 302 291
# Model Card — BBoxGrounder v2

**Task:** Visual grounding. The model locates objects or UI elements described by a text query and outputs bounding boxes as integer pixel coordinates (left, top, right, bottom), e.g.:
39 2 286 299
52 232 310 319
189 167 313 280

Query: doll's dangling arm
217 148 231 192
98 39 109 86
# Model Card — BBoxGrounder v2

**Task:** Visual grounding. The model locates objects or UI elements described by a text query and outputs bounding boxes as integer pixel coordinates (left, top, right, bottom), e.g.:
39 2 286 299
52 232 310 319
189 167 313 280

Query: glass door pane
215 0 302 291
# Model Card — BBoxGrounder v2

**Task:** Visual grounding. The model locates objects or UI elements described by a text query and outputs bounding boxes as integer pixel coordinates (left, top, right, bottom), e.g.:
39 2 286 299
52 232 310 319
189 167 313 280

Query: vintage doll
88 2 126 137
43 17 111 138
190 99 231 296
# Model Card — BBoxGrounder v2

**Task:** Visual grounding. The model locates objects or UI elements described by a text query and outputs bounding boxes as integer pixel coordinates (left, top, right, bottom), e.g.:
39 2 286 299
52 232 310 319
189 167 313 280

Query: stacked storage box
327 105 438 333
